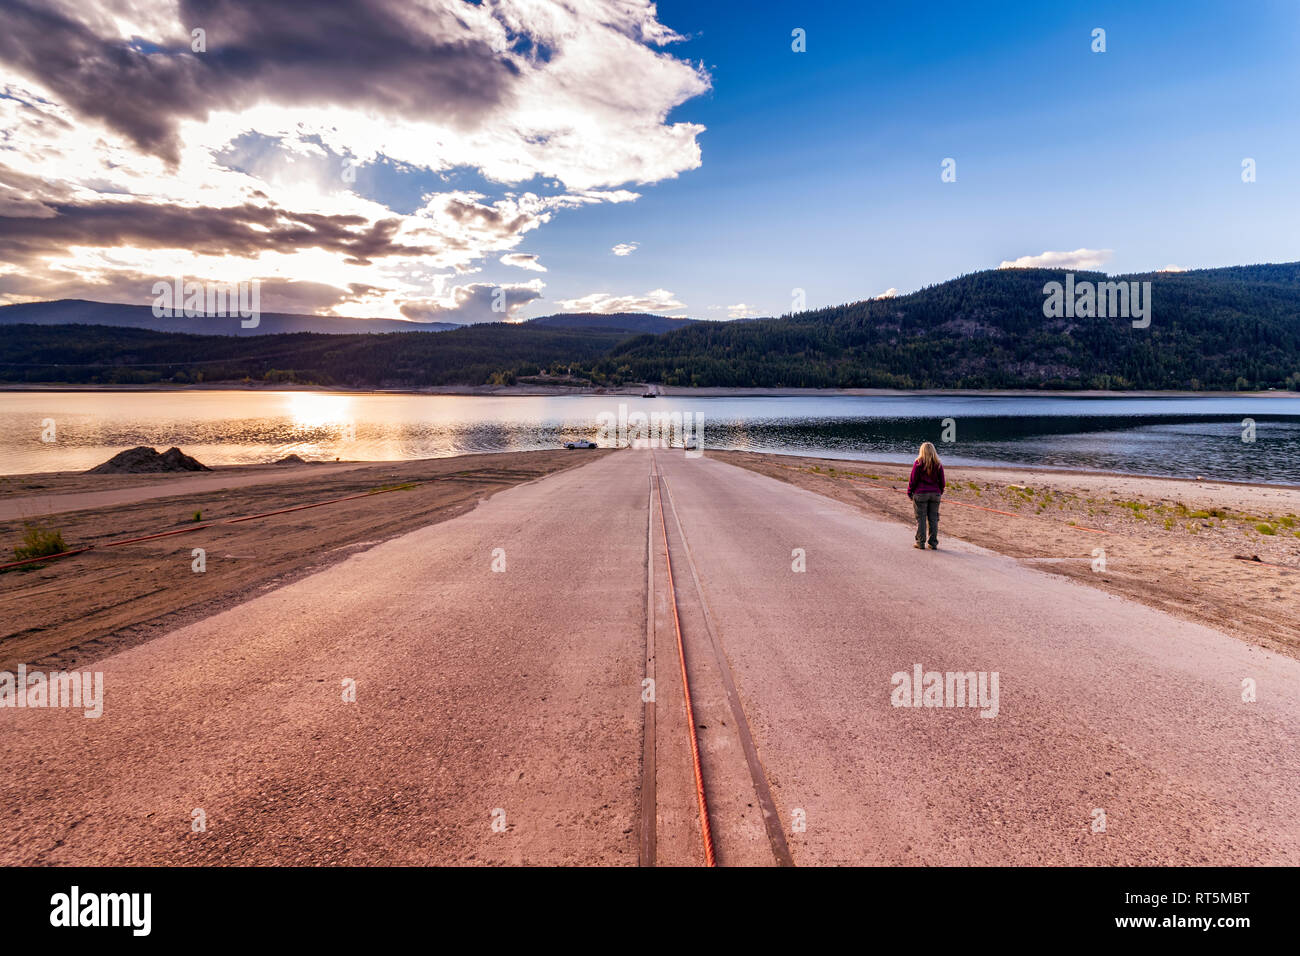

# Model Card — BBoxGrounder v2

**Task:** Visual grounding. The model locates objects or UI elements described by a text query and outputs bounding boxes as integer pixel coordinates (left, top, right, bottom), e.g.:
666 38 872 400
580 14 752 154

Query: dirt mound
88 446 211 474
273 454 308 465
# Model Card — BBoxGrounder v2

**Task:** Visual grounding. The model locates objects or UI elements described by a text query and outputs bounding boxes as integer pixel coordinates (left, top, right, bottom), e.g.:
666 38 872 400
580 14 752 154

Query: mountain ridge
2 262 1298 391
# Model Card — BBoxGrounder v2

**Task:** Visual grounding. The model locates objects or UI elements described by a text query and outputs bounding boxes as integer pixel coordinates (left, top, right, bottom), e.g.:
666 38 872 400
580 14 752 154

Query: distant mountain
581 263 1300 391
0 299 458 335
527 312 696 334
4 264 1299 391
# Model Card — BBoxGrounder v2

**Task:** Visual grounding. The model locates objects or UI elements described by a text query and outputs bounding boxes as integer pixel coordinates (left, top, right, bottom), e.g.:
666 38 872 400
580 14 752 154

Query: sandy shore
713 450 1300 658
0 449 609 670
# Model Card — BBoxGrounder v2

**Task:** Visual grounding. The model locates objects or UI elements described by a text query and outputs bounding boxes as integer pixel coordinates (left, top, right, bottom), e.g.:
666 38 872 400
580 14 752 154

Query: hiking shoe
928 543 939 549
914 542 924 549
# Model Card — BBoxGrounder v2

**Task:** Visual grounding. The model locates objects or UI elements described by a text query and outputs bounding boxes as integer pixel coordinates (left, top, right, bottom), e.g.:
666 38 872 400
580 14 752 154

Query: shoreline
740 449 1300 492
4 447 1299 491
1 382 1297 399
2 447 1297 676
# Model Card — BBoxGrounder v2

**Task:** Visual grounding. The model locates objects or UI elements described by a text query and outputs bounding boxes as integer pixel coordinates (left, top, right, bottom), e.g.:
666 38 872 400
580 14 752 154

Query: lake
2 390 1299 484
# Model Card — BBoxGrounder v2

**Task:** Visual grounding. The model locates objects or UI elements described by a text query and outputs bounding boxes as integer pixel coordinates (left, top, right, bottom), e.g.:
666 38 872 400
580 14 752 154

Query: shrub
13 524 66 563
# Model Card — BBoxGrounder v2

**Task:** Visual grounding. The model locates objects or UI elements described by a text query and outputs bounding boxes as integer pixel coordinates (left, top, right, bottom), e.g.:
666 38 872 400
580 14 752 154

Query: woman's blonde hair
916 441 941 474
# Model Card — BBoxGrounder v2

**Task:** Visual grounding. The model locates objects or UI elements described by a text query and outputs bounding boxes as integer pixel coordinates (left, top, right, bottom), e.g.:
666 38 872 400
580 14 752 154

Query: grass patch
1256 523 1276 535
11 524 67 567
368 482 418 494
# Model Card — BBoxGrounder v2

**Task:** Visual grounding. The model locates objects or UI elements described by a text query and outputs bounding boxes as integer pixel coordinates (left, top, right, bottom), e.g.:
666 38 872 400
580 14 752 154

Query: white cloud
709 302 759 318
556 288 684 313
873 288 899 299
1158 264 1186 272
500 253 547 272
998 248 1114 270
611 242 639 256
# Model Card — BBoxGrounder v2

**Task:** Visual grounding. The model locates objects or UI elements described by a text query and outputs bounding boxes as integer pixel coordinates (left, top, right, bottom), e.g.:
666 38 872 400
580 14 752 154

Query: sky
0 0 1297 323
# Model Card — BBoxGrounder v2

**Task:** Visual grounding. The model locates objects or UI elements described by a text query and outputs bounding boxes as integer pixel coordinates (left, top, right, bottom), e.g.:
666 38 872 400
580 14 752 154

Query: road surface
2 449 1297 865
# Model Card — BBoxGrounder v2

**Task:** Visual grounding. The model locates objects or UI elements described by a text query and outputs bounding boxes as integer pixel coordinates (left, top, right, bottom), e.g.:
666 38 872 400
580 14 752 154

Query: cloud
555 288 684 314
611 242 639 256
0 1 710 315
709 303 759 319
873 288 899 299
998 248 1114 270
1158 264 1186 272
500 252 546 272
399 279 546 324
0 194 434 267
0 1 709 185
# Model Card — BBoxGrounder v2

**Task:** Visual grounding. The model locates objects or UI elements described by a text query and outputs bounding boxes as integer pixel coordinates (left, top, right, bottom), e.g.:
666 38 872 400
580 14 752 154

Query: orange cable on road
652 454 716 867
0 545 97 572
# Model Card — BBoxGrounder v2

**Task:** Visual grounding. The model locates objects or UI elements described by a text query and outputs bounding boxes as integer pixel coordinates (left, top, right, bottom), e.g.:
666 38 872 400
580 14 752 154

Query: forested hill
527 312 695 334
0 322 630 388
2 263 1298 390
585 263 1300 390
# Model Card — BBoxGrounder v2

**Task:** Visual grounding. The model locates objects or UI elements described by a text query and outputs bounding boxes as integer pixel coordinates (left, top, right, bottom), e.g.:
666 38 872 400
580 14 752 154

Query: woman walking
907 442 945 550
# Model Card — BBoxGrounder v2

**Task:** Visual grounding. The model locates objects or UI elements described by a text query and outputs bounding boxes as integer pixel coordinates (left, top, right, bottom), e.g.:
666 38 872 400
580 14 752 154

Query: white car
564 440 597 449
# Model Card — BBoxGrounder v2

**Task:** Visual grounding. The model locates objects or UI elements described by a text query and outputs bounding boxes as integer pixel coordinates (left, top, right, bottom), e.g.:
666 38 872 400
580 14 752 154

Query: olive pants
912 492 941 546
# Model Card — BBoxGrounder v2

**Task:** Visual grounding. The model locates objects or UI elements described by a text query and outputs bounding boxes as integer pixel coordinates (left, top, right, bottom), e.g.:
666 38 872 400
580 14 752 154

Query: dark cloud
0 0 516 164
0 197 435 265
399 281 544 324
0 267 387 315
445 199 528 234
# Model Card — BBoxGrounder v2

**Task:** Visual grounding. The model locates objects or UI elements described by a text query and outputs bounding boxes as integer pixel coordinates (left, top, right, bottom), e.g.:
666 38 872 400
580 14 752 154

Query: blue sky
2 0 1296 322
502 0 1300 317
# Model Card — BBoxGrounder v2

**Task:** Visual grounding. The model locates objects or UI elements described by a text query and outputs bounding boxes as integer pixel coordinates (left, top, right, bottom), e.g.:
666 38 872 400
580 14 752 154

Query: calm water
2 391 1299 484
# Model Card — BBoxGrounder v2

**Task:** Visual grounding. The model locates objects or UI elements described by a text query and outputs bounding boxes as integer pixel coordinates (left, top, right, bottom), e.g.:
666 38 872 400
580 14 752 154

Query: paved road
2 449 1296 865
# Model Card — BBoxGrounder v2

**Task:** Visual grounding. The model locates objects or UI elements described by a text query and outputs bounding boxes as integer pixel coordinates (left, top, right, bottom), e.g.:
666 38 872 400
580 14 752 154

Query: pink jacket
907 461 945 497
